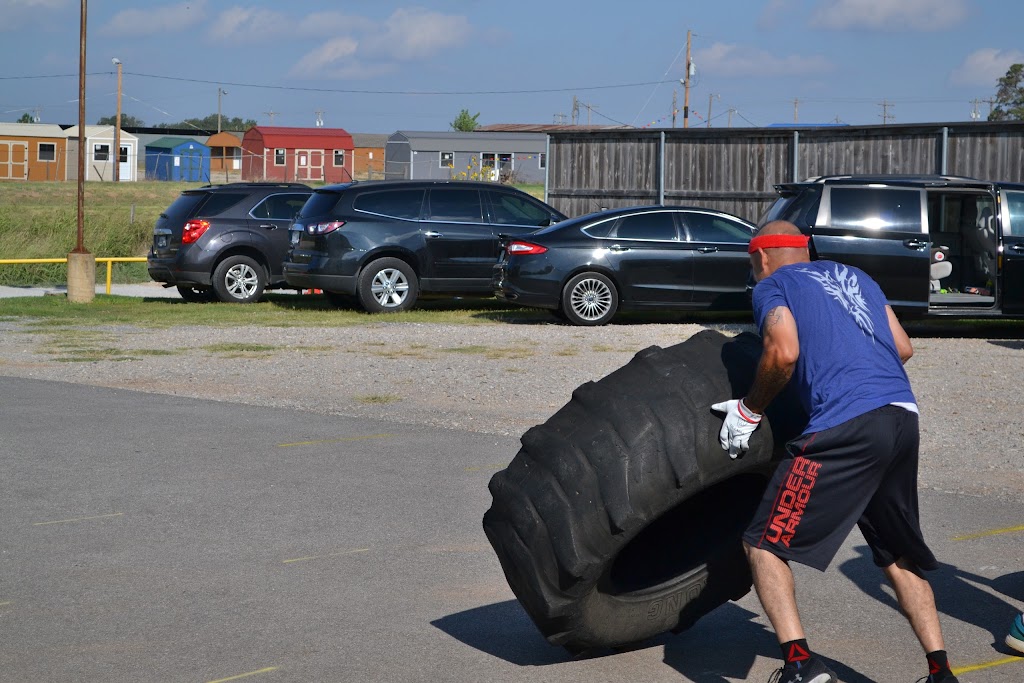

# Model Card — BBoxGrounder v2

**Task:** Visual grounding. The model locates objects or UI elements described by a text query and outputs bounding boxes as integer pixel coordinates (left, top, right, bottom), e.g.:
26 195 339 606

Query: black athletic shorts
742 404 937 572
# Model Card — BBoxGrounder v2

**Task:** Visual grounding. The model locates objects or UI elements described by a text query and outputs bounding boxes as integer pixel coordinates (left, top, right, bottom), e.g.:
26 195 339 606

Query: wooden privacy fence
544 121 1024 222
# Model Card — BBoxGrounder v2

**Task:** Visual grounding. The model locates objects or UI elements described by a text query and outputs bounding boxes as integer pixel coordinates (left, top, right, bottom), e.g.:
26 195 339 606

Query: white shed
65 125 138 182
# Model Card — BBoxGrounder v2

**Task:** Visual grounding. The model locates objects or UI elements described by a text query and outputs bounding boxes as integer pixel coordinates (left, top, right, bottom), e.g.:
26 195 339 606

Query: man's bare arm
745 306 800 414
885 305 913 364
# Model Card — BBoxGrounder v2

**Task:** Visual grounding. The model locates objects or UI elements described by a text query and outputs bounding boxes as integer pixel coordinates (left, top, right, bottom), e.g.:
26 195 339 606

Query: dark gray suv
283 180 566 312
147 183 312 303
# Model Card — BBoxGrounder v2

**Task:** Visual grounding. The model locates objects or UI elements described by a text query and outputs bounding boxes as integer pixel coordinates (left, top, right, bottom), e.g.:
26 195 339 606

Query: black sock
780 638 811 666
926 650 953 680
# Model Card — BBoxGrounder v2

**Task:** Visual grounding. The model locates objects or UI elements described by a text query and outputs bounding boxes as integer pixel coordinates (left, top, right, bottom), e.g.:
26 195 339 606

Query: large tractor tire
482 330 807 653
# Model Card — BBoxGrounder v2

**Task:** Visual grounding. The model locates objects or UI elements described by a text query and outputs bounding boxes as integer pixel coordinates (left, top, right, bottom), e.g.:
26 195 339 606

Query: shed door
296 149 323 181
0 141 28 180
118 145 131 182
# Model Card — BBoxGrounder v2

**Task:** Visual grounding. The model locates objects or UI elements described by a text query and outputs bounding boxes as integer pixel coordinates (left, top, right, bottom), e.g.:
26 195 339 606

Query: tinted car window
196 192 248 217
251 193 309 220
353 189 425 220
300 191 343 218
612 212 678 241
1005 191 1024 236
829 187 920 231
760 187 821 227
161 192 205 221
684 213 753 243
427 189 483 223
488 191 552 226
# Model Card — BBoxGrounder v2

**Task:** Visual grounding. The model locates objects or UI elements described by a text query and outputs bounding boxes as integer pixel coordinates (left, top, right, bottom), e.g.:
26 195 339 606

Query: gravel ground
0 316 1020 503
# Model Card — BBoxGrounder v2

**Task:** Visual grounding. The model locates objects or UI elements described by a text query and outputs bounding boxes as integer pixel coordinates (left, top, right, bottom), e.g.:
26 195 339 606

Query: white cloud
366 8 471 61
102 1 206 36
208 6 289 41
290 37 360 76
288 8 471 79
809 0 968 31
0 0 70 31
949 48 1024 87
695 42 833 78
758 0 798 30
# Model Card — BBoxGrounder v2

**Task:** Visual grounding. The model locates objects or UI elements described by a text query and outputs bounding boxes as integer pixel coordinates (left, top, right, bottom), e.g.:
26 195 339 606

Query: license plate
156 236 167 248
290 231 300 246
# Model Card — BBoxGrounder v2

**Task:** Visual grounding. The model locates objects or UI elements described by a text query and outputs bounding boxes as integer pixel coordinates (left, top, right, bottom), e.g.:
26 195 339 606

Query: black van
760 175 1024 316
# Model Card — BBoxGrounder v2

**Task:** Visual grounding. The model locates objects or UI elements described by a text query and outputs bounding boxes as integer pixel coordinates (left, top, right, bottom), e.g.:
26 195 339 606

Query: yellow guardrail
0 257 148 295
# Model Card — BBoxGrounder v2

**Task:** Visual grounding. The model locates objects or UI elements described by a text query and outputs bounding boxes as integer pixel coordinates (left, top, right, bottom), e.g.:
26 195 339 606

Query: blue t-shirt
752 260 915 434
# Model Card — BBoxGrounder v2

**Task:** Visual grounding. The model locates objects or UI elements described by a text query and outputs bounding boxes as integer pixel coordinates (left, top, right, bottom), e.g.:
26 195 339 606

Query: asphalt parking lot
1 376 1021 682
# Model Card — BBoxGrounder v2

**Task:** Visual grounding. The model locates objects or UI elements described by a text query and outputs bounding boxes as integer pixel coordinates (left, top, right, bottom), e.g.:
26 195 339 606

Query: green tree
156 114 257 131
989 63 1024 121
450 109 480 132
16 112 34 123
97 114 146 127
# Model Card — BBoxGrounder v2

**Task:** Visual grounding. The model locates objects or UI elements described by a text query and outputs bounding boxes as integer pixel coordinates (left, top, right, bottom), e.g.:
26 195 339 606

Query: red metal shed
241 126 354 183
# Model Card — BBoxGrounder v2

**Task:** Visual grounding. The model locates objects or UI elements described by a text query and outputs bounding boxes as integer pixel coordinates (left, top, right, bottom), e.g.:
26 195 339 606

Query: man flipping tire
712 221 959 683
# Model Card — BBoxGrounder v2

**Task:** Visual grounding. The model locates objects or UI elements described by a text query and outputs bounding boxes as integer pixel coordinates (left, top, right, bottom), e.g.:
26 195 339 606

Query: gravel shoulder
0 317 1020 502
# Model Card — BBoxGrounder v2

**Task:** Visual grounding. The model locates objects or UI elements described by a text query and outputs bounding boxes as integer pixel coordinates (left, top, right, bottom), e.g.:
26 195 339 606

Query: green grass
0 180 549 286
0 293 554 328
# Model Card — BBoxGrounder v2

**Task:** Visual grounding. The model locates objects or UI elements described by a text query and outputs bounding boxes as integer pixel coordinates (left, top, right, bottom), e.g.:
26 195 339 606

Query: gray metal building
384 131 547 183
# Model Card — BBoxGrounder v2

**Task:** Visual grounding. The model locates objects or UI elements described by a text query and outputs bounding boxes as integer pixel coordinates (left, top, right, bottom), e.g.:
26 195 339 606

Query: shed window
333 149 345 167
538 153 546 169
274 148 286 166
211 146 224 159
38 143 55 162
93 144 110 161
119 146 129 164
440 152 454 168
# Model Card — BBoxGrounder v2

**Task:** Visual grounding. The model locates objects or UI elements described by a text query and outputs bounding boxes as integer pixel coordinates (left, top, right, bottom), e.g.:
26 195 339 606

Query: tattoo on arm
763 307 785 335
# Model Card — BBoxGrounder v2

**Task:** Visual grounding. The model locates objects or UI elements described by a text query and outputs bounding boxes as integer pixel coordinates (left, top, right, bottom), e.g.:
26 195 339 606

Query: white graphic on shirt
797 264 875 340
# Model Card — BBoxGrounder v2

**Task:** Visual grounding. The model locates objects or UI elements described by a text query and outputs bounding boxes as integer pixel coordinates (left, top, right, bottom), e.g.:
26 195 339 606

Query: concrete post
67 252 95 303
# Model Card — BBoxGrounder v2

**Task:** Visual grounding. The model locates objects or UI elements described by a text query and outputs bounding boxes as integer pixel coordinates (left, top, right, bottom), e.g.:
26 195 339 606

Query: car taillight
307 221 346 235
181 219 210 244
506 241 547 255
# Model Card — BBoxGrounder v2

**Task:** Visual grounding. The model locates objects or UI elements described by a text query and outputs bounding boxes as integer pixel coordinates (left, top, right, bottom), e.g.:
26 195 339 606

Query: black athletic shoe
916 675 960 683
768 656 838 683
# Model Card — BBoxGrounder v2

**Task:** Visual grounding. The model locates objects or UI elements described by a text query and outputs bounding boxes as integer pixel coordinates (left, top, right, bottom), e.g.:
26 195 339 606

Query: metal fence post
792 131 800 182
658 131 666 205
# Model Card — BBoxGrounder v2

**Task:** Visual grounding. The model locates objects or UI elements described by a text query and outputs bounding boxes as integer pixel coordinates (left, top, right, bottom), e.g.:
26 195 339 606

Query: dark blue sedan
492 206 756 325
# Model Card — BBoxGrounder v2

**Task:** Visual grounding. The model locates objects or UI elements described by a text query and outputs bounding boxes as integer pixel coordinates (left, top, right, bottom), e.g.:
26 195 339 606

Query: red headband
747 234 810 254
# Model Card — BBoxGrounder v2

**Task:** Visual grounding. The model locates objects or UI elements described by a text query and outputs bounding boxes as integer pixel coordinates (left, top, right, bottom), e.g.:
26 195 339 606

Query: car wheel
562 272 618 326
212 255 266 303
356 258 418 313
483 331 809 654
175 285 215 303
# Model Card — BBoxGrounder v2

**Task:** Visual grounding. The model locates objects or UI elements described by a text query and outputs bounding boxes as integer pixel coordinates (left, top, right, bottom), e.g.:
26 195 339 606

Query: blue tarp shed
145 136 210 181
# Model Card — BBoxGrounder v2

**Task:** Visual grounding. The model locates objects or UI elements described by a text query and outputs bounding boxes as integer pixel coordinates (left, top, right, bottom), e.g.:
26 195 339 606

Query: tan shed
351 133 387 180
207 131 243 174
0 122 68 181
65 125 138 182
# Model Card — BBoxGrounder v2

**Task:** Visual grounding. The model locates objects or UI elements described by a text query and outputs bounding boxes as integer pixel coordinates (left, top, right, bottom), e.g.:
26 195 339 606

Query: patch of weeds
554 347 579 356
379 348 434 359
133 348 182 356
294 345 334 353
591 344 620 352
354 393 401 405
203 343 279 354
53 348 140 362
439 345 489 354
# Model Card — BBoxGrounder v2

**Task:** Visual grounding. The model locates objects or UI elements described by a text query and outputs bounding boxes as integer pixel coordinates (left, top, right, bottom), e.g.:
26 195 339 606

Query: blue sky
2 0 1023 133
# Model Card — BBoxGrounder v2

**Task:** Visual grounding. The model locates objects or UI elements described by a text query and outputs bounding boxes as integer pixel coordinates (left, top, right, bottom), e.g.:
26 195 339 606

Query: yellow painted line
277 433 392 448
952 524 1024 541
464 463 505 472
282 548 370 564
205 667 278 683
33 512 123 526
953 655 1023 675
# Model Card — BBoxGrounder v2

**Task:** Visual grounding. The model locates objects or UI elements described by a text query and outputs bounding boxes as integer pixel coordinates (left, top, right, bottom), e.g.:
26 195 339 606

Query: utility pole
263 109 278 125
315 109 325 127
728 108 735 127
217 87 228 133
793 98 799 124
683 29 692 128
970 98 981 121
982 97 997 118
112 57 122 182
571 96 580 126
707 93 719 128
672 89 677 128
583 102 597 126
878 99 895 124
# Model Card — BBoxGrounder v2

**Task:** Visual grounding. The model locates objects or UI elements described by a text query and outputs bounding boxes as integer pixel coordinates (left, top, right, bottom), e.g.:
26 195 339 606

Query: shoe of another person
916 675 960 683
1008 611 1024 654
768 656 837 683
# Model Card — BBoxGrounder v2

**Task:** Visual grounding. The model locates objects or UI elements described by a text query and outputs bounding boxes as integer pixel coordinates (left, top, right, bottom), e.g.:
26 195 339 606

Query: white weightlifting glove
710 398 762 459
